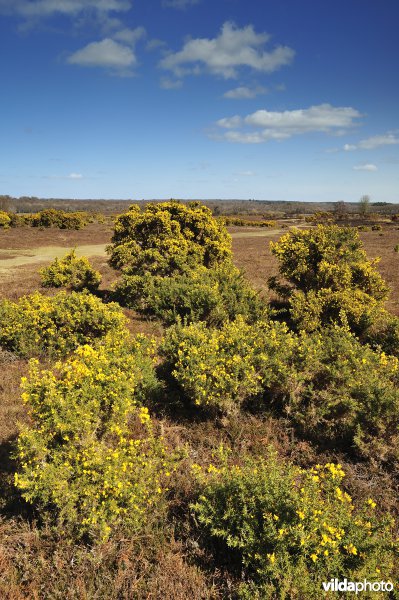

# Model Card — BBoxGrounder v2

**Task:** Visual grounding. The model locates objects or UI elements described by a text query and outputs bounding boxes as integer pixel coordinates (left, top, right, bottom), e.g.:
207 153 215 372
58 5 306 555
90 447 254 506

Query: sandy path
0 230 288 276
0 244 108 274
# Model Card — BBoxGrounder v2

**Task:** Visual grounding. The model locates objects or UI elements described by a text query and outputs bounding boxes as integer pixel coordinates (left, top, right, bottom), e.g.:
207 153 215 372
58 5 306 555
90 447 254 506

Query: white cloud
214 103 362 143
353 164 378 172
43 172 84 179
146 38 167 51
344 132 399 151
159 21 294 79
67 38 136 71
162 0 200 8
223 85 268 99
160 77 183 89
113 26 146 45
0 0 131 18
237 170 256 176
217 115 243 129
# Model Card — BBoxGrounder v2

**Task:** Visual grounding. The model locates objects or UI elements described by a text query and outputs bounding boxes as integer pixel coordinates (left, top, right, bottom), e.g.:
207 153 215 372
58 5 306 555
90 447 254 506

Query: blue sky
1 0 398 202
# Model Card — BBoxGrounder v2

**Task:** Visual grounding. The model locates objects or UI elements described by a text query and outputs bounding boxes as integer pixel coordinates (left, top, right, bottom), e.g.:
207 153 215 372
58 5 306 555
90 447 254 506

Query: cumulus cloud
223 85 268 99
353 164 378 171
159 21 294 79
67 38 136 73
162 0 200 8
344 132 399 151
213 103 361 143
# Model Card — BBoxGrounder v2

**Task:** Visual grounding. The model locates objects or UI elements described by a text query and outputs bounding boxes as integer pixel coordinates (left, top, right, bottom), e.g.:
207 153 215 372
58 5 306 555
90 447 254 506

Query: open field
1 217 399 598
2 222 399 312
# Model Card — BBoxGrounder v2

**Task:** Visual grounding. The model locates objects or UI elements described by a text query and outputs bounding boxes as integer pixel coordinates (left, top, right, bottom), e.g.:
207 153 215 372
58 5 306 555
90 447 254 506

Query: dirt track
0 244 108 275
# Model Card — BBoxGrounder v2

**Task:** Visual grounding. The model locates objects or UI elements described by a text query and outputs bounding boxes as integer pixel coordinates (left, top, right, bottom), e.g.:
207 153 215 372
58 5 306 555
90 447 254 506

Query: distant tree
359 195 371 216
333 201 348 220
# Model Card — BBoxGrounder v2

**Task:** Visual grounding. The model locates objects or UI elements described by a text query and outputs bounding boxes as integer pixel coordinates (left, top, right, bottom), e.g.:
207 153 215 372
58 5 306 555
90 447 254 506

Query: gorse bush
365 310 399 358
15 337 171 541
222 217 276 228
283 326 399 465
162 320 399 464
29 208 90 229
108 200 259 327
0 291 126 358
0 210 11 227
269 225 389 334
192 451 398 599
40 249 102 292
114 262 264 327
108 200 232 275
160 317 297 414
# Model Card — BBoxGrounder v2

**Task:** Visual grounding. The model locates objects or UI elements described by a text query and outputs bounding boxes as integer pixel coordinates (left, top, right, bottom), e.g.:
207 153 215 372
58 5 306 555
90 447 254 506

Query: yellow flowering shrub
14 337 171 541
40 249 102 292
108 200 232 275
162 320 399 464
0 291 126 357
269 225 389 334
0 210 11 227
160 317 296 414
29 208 90 229
192 451 398 599
285 326 399 465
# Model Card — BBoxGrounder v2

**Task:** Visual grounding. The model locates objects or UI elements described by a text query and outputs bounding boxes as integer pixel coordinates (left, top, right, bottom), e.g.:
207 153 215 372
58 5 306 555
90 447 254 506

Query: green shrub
371 224 382 231
114 263 264 327
40 250 102 292
283 326 399 464
394 245 399 253
0 211 11 228
222 217 276 228
8 213 27 227
108 200 232 274
0 291 126 358
269 225 389 333
357 225 371 232
162 320 399 464
192 451 398 599
15 337 171 541
366 311 399 358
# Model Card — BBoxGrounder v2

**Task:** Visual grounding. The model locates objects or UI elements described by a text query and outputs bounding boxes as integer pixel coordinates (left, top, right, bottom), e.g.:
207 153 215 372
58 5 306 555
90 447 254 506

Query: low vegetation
0 202 398 598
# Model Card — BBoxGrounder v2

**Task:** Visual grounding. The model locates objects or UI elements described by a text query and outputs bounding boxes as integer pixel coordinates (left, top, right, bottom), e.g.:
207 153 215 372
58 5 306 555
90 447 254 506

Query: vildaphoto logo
322 579 394 594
